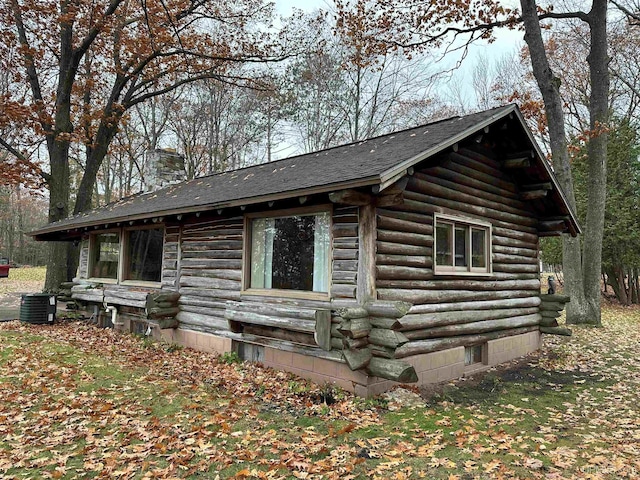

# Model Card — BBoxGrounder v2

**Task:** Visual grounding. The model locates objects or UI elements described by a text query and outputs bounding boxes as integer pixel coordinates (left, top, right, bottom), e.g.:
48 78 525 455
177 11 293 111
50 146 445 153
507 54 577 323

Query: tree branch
0 137 28 163
0 138 49 183
72 0 126 68
9 0 52 144
610 0 640 23
537 11 590 22
124 73 245 108
390 19 516 49
388 8 593 51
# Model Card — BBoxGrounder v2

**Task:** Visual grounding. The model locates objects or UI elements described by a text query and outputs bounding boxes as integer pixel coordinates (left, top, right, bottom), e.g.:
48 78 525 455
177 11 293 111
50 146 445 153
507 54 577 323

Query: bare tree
284 8 443 153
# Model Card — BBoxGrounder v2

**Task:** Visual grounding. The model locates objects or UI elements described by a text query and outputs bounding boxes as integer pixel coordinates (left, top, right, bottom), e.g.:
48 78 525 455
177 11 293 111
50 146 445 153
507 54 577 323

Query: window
434 214 491 274
465 344 484 366
123 228 163 282
246 209 331 295
90 232 120 279
88 227 164 284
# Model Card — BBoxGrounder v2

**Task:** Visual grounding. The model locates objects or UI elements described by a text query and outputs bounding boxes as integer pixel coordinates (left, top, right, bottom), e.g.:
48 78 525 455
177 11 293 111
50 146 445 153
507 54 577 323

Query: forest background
1 0 639 311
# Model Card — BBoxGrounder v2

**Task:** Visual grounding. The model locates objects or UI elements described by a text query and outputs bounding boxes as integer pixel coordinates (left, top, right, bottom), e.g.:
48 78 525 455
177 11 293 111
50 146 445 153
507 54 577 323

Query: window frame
120 225 165 286
433 213 492 276
464 344 486 367
87 229 121 283
242 205 333 301
87 225 164 287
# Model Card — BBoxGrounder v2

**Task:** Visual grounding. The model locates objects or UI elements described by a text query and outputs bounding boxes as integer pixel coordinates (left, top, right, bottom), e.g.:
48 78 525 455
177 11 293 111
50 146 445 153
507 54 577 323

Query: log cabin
31 105 579 396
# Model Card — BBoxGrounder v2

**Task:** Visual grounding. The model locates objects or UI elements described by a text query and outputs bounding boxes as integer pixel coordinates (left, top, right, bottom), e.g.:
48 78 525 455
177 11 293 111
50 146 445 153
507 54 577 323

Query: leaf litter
0 303 639 479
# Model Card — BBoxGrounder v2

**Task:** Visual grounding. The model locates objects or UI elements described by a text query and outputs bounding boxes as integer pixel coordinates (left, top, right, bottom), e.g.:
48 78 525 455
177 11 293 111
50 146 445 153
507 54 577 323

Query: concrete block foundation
160 327 542 397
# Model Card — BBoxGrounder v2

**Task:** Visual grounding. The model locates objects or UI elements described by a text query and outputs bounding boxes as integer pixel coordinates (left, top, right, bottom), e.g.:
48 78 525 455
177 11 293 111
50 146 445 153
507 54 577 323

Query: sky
275 0 329 15
273 0 525 105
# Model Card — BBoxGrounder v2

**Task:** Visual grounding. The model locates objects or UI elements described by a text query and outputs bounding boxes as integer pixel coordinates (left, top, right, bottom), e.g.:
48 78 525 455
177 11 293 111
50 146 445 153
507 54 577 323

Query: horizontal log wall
103 285 151 308
71 282 104 303
162 226 180 289
376 148 542 357
175 208 358 351
177 216 243 333
70 281 178 329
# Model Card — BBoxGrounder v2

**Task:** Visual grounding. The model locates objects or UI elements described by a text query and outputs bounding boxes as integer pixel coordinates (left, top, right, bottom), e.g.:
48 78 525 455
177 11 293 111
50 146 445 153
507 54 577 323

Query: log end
369 328 410 349
539 317 559 328
366 300 413 318
315 310 332 351
396 368 419 384
540 326 572 336
542 294 570 303
343 348 372 371
366 357 418 383
335 306 368 319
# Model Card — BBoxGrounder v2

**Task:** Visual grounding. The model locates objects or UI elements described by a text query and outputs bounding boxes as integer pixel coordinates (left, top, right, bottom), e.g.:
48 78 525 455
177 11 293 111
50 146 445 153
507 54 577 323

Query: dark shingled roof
31 105 579 238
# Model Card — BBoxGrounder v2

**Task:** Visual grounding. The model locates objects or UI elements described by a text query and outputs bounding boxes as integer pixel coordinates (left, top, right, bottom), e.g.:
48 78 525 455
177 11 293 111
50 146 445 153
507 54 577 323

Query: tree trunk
43 7 75 291
67 116 121 280
519 0 607 325
67 243 80 282
605 265 628 305
563 236 589 323
581 0 609 326
44 145 71 291
16 186 24 264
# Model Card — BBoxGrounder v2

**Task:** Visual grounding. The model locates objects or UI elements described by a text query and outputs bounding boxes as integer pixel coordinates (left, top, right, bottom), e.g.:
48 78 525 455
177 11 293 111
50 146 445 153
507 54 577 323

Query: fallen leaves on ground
1 302 640 479
0 266 45 294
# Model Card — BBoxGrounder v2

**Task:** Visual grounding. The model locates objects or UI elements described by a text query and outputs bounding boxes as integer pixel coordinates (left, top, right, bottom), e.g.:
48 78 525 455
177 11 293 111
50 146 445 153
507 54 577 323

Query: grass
6 265 47 282
0 266 46 294
1 304 640 479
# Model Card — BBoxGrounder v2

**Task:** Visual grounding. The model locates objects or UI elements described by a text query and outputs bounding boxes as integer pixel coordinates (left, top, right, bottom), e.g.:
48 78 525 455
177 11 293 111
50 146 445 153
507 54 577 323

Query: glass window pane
312 212 330 292
436 223 453 266
126 228 163 282
91 233 119 279
472 228 486 268
250 218 269 289
273 216 315 291
465 345 483 365
250 212 329 293
455 225 468 267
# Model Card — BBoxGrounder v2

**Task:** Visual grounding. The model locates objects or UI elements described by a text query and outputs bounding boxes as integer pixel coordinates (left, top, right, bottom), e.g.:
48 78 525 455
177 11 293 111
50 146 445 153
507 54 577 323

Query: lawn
0 266 46 294
1 303 639 479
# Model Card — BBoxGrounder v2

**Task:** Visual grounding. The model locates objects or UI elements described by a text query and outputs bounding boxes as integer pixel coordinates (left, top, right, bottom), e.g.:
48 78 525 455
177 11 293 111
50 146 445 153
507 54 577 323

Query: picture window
90 232 120 279
123 228 164 282
88 227 164 284
246 209 331 294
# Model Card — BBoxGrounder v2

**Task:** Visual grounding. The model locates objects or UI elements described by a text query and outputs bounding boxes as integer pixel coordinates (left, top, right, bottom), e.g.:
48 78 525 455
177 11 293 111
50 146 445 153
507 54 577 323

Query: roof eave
510 108 582 236
30 175 382 239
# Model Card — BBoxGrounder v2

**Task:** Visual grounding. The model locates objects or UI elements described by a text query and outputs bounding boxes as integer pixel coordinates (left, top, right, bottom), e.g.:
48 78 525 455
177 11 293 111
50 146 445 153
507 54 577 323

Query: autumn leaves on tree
1 0 290 289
